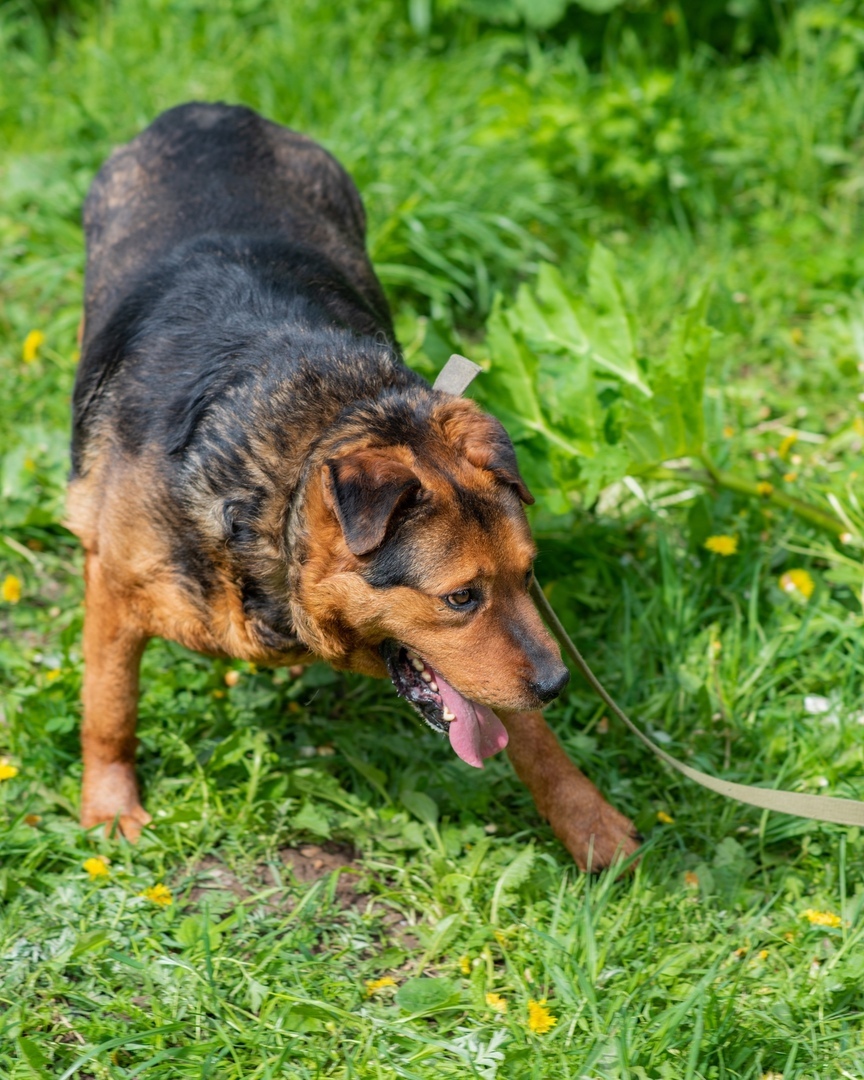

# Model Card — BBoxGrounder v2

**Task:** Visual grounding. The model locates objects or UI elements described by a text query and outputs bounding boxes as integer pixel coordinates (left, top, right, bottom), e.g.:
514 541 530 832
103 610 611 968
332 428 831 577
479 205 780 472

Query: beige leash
530 578 864 827
435 354 864 827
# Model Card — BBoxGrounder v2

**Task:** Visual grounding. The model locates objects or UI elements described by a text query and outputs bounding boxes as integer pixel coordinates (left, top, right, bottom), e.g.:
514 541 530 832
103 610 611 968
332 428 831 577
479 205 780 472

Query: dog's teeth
428 680 438 692
420 670 432 683
442 708 455 722
410 657 424 672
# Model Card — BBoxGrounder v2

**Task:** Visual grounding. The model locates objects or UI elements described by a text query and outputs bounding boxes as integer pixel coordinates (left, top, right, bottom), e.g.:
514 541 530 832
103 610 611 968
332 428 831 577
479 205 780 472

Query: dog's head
294 396 569 765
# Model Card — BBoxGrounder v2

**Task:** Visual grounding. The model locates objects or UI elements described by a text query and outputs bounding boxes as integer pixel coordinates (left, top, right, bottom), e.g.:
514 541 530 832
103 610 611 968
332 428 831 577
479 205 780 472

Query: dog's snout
530 665 570 704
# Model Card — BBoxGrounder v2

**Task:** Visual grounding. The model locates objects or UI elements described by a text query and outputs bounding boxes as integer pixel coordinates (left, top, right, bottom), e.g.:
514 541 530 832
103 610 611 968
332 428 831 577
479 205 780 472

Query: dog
67 102 639 871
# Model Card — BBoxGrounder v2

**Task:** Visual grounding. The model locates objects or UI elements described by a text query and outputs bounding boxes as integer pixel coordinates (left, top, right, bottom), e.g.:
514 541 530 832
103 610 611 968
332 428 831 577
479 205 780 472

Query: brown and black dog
68 102 638 871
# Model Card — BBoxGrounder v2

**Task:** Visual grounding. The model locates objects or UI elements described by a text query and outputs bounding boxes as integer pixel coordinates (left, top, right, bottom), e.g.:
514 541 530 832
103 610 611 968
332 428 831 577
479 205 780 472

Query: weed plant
2 1 864 1076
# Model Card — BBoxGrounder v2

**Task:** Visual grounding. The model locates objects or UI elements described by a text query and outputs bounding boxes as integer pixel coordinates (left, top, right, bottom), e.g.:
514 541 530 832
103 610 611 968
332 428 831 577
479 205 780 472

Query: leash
435 354 864 827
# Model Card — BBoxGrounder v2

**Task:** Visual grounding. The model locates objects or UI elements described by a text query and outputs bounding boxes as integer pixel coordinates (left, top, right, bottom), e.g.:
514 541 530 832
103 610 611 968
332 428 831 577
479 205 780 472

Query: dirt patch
278 842 361 906
186 844 363 909
187 854 252 905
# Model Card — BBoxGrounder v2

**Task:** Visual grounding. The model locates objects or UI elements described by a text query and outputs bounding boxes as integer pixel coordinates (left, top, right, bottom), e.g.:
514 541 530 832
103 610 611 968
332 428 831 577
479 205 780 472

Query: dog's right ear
322 450 421 556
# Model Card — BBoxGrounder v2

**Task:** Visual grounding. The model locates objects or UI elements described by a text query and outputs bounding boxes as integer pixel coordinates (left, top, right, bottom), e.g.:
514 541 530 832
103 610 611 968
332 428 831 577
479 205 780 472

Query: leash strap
530 578 864 826
433 354 483 396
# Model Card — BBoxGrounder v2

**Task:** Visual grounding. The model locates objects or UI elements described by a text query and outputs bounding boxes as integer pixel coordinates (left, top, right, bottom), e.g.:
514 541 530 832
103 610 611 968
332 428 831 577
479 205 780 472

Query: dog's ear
446 406 534 505
322 450 422 556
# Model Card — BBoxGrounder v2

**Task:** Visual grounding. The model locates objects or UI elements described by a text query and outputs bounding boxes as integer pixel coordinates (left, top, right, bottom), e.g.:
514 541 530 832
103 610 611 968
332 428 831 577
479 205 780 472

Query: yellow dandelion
684 871 699 888
704 535 738 556
223 669 240 687
782 472 797 483
779 569 814 601
527 998 557 1035
2 575 22 604
459 956 471 976
778 434 797 459
140 883 172 906
0 762 19 781
24 814 41 827
45 669 62 682
722 426 735 438
366 976 397 996
656 810 674 825
802 908 841 928
83 856 110 879
22 330 45 363
486 992 507 1013
494 930 508 948
756 481 774 497
758 949 769 960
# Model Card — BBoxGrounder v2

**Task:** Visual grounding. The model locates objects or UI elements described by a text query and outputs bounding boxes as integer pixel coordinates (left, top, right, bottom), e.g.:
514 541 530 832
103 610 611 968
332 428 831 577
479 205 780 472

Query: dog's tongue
432 670 509 768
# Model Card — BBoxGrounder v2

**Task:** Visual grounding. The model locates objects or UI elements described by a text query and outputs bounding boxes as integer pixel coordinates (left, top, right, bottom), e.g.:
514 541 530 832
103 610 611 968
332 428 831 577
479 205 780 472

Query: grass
2 0 864 1076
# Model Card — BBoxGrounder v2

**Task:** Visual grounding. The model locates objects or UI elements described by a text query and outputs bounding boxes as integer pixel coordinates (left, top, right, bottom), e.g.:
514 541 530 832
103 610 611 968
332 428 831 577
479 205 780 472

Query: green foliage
477 249 712 510
3 0 864 1076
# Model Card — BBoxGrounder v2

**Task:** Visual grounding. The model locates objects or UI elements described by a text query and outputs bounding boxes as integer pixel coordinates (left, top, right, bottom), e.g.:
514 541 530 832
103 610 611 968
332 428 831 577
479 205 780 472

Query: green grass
3 1 864 1076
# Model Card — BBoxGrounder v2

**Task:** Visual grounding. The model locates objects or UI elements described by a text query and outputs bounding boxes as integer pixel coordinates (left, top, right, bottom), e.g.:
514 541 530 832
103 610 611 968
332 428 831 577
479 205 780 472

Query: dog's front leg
80 553 151 841
498 710 640 871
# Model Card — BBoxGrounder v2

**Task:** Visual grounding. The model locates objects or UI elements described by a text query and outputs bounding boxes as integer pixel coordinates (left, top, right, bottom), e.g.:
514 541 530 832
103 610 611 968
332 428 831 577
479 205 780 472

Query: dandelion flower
140 883 172 906
223 670 240 687
656 810 674 825
83 856 109 879
779 569 814 601
0 762 19 781
722 426 735 438
778 433 797 459
756 481 774 497
22 330 45 363
704 535 738 556
366 976 397 996
684 871 699 888
527 998 557 1034
802 908 841 928
45 669 62 682
459 956 471 976
2 575 22 604
486 992 507 1013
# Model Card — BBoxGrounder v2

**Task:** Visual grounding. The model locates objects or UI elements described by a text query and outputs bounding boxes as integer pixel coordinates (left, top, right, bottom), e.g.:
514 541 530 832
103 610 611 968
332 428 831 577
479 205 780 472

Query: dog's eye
443 588 478 610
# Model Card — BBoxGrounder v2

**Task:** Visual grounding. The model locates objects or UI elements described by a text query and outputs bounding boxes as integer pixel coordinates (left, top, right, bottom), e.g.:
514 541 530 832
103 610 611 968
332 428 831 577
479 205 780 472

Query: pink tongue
432 669 509 769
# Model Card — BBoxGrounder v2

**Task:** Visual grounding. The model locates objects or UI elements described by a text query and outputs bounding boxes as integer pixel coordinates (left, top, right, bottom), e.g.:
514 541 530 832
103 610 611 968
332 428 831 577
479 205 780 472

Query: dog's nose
529 665 570 704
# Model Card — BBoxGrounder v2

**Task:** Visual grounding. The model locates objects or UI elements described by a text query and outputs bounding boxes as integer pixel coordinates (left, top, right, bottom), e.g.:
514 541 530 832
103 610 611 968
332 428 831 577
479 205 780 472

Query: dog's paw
553 798 641 873
80 762 152 842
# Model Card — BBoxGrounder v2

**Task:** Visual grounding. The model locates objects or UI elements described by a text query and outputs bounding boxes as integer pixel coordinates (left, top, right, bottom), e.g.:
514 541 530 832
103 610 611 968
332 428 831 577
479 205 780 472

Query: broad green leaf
490 844 535 924
292 799 333 838
401 789 439 829
395 977 459 1014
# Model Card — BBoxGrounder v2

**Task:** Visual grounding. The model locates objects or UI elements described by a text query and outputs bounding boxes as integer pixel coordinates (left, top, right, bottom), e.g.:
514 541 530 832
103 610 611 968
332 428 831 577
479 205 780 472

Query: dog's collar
433 353 481 396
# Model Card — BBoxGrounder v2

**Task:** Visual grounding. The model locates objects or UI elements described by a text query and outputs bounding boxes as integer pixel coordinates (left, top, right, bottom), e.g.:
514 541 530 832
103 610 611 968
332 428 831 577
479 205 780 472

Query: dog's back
81 102 390 351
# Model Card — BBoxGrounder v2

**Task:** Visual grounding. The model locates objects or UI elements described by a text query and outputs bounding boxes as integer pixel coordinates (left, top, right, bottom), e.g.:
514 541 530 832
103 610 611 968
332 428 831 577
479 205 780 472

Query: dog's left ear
322 450 422 556
446 406 534 505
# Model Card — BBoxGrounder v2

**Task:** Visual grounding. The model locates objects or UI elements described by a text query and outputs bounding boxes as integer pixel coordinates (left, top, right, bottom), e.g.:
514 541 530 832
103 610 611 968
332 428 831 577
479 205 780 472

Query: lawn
2 1 864 1076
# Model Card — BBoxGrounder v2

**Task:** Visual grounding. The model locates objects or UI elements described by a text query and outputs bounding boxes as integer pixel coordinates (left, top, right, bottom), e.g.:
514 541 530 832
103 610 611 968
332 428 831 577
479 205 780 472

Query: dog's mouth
380 640 509 768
